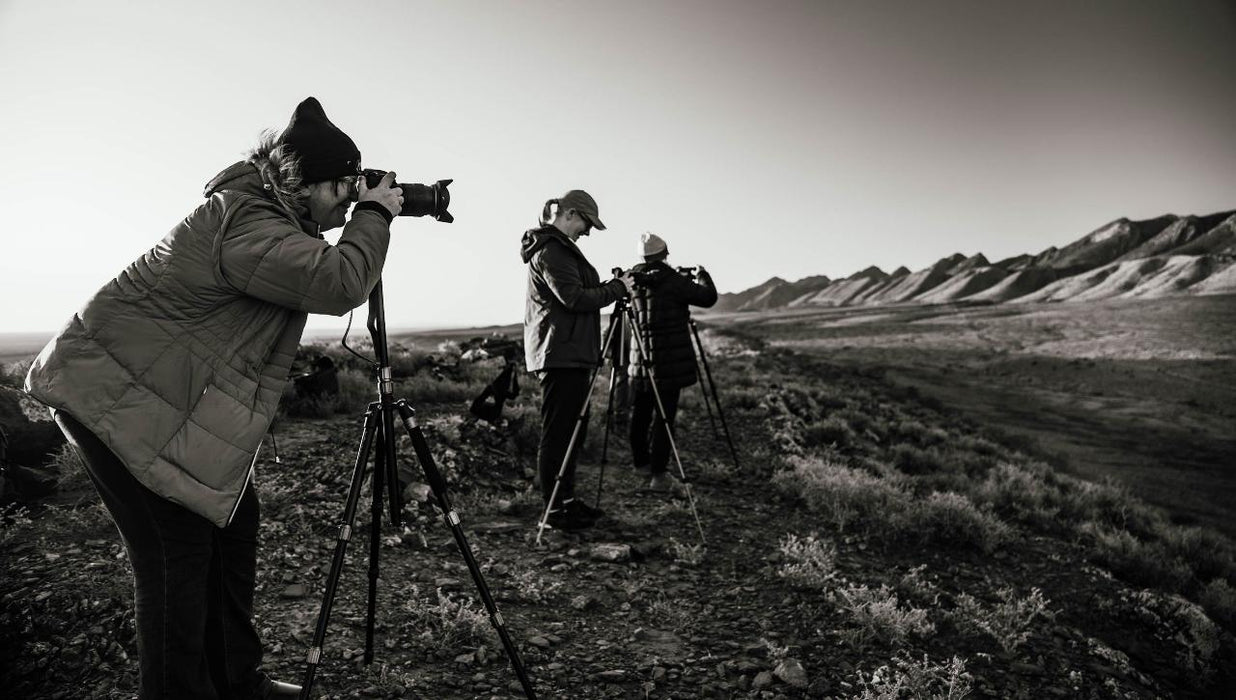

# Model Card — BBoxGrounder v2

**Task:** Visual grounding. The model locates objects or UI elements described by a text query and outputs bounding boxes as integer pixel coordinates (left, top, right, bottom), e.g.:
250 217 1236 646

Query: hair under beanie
280 97 361 184
640 231 668 260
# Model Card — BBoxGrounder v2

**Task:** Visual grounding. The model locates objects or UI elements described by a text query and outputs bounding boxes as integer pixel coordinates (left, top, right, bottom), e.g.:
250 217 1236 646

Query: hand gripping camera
362 169 453 223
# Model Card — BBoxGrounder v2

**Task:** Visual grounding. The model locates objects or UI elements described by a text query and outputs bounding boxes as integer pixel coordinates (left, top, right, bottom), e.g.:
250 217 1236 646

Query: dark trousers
55 411 266 700
630 384 682 474
537 368 591 508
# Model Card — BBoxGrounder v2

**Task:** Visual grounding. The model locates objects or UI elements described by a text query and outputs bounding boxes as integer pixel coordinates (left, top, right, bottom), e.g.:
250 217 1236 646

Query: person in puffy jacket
627 232 718 492
24 97 403 699
521 190 634 530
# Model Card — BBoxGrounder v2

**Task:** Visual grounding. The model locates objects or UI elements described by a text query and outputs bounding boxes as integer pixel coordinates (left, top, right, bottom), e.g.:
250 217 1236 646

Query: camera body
676 266 699 281
362 169 454 223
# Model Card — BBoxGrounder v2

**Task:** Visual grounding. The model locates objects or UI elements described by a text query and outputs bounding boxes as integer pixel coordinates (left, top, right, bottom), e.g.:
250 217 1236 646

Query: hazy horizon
3 0 1234 333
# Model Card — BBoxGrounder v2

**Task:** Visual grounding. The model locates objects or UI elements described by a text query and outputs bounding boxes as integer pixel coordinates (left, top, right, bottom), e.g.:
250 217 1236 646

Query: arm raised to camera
679 266 718 308
219 199 391 315
534 243 626 311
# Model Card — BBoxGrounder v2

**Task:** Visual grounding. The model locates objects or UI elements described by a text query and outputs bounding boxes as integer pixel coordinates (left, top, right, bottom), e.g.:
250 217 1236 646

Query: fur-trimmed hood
202 130 310 226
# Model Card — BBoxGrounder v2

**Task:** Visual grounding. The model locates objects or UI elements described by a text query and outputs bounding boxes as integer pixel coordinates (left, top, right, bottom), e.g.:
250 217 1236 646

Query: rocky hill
715 210 1236 311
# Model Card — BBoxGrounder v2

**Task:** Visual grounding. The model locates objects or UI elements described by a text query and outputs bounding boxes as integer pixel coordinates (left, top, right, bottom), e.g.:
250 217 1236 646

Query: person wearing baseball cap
520 190 635 530
25 97 404 699
626 232 718 492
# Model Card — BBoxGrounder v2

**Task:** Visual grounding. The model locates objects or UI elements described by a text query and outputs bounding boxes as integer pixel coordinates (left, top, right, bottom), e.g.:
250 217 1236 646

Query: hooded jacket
25 136 391 527
628 261 718 389
521 225 626 372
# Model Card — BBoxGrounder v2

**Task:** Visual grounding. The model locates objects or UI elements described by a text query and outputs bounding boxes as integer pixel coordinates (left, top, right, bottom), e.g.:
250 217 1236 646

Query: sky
1 0 1234 333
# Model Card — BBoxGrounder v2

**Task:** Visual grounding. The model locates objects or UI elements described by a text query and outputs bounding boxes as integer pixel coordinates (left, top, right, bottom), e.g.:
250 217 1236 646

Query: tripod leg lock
446 511 461 526
338 524 352 541
306 647 321 665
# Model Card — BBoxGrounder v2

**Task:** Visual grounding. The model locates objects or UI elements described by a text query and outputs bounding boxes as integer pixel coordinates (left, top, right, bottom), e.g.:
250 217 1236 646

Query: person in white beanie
626 232 717 491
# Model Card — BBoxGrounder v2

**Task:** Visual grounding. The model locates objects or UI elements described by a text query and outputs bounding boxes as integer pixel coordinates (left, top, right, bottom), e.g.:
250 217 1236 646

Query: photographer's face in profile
556 208 594 240
306 176 358 231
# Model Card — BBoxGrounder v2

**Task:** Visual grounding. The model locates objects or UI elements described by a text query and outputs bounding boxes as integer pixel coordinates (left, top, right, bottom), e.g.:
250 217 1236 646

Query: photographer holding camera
627 233 718 492
521 190 635 531
24 97 403 699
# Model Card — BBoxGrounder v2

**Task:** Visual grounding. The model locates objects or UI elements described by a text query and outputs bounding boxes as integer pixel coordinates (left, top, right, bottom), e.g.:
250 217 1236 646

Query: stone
279 583 308 599
595 670 626 682
774 658 808 688
590 543 632 563
527 635 551 649
752 671 775 689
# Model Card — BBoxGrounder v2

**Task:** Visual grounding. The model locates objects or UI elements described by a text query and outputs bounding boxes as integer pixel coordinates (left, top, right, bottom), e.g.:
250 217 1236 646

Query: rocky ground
2 330 1234 699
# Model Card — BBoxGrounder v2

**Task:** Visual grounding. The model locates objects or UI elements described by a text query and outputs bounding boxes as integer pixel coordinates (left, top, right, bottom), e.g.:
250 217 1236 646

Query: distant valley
716 210 1236 311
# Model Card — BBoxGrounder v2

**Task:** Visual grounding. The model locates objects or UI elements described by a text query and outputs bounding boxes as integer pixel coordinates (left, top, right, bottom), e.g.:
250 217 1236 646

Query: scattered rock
752 671 775 689
279 583 308 599
774 658 808 688
590 543 631 562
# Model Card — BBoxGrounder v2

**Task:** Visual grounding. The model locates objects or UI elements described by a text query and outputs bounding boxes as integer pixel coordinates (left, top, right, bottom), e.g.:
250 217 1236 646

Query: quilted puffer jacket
627 262 717 389
25 136 391 527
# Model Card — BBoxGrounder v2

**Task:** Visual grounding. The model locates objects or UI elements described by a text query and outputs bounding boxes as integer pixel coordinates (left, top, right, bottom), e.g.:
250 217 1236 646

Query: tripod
299 281 536 700
687 317 740 470
593 315 740 505
535 296 706 546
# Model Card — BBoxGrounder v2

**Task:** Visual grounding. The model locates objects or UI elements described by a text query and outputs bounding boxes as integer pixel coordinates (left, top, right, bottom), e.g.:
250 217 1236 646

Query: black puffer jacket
627 262 718 388
521 225 626 372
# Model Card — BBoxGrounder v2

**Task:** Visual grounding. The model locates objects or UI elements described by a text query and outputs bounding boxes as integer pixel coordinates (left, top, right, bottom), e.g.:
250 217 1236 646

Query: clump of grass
834 583 935 646
1096 588 1220 683
771 456 909 533
897 491 1012 554
853 653 972 700
777 533 838 588
1079 523 1193 592
802 415 860 450
951 587 1051 652
400 585 496 648
1197 579 1236 630
668 537 706 566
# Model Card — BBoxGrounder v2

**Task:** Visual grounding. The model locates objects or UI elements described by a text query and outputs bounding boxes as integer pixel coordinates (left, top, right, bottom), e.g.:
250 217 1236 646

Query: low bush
896 491 1012 554
771 456 910 533
950 587 1051 652
1197 578 1236 630
802 415 859 450
1080 523 1193 592
853 653 972 700
833 583 935 646
777 533 839 589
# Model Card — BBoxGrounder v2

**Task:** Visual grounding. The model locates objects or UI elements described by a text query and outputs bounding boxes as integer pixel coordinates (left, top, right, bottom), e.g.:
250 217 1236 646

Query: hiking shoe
564 498 604 522
544 509 593 532
644 472 676 493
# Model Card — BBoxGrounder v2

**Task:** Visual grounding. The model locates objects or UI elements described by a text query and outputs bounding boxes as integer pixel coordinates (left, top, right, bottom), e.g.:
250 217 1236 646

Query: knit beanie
280 97 361 184
640 232 668 260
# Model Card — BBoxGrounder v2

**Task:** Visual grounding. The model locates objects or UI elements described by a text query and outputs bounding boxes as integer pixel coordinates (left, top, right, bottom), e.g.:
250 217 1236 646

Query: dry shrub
1197 579 1236 630
897 492 1012 554
771 456 910 533
854 653 972 700
951 587 1051 652
1080 523 1194 592
777 533 839 588
834 583 935 646
802 415 859 449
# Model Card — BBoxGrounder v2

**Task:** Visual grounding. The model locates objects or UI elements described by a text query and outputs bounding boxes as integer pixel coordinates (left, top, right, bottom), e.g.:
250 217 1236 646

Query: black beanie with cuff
280 97 361 184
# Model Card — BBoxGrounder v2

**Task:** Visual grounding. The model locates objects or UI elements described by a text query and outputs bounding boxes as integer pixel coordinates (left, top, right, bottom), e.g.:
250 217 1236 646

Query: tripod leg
627 307 707 544
691 320 741 471
300 405 381 700
693 346 719 439
600 364 617 466
535 310 622 545
595 365 619 508
364 420 385 665
395 401 538 700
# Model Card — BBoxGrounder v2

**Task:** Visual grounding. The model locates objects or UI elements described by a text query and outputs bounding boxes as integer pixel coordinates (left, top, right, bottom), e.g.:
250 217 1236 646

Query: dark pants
630 383 682 474
55 411 266 700
537 368 591 508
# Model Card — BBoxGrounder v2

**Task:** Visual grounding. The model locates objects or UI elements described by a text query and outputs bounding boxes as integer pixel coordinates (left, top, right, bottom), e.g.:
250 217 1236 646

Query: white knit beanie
640 232 668 259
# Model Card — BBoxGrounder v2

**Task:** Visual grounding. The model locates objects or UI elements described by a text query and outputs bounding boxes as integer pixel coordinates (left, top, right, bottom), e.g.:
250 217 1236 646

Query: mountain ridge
715 210 1236 311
